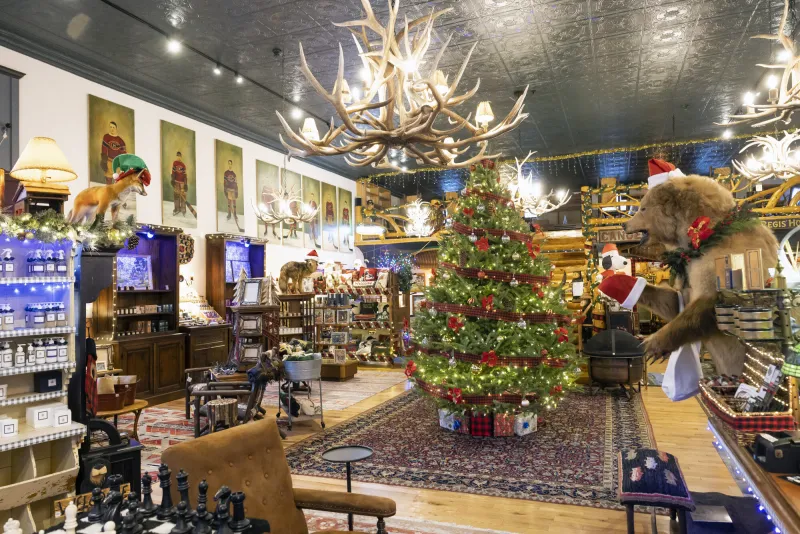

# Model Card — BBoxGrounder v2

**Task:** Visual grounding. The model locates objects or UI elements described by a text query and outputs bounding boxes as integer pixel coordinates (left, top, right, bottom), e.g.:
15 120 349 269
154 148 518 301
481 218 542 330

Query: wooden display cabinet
179 323 231 370
279 294 315 348
205 234 266 319
91 225 186 405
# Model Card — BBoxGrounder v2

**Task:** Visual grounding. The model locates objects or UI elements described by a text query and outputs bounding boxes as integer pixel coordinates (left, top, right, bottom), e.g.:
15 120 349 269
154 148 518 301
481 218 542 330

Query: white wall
0 46 362 292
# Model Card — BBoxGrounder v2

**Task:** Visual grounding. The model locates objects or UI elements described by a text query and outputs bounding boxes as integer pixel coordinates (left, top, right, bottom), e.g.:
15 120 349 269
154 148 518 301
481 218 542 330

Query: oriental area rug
286 388 656 511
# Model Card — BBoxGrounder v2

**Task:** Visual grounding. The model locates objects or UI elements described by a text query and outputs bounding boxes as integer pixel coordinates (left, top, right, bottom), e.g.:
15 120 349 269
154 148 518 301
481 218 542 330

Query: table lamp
9 137 77 214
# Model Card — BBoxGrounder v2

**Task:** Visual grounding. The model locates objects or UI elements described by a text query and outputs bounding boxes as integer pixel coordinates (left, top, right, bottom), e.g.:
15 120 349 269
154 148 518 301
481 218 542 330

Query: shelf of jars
0 238 81 531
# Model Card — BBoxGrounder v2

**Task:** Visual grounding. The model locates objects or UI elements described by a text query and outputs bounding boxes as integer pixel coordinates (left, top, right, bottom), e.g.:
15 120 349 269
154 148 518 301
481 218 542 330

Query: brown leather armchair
162 417 395 534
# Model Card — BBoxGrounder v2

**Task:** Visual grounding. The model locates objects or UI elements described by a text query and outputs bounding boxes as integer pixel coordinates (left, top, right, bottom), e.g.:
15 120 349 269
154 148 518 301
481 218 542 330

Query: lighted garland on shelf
0 210 136 250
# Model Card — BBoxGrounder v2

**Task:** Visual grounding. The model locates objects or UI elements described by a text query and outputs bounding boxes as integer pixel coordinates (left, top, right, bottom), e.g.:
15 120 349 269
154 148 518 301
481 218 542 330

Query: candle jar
45 304 57 328
56 304 67 327
27 250 45 277
27 305 45 328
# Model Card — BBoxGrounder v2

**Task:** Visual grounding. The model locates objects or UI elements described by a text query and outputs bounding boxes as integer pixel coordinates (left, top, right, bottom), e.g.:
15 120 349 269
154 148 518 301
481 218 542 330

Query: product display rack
205 234 266 319
279 293 315 349
91 225 186 405
315 271 408 367
0 238 82 532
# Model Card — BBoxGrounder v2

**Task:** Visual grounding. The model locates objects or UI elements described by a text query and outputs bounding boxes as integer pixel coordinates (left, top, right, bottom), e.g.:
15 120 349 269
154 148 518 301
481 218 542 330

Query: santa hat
306 250 319 261
601 243 619 258
598 274 646 309
648 158 685 188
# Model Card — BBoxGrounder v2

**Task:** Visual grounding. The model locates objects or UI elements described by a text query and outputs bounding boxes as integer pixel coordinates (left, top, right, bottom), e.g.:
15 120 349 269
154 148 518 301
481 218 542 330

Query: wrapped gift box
493 413 515 437
438 408 456 431
470 412 493 437
515 413 537 436
453 412 470 434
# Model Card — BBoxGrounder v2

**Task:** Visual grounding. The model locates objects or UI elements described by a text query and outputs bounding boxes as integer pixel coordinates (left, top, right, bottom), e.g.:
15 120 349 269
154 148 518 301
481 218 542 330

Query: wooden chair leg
677 509 687 534
185 389 191 420
626 504 635 534
376 517 387 534
193 396 201 438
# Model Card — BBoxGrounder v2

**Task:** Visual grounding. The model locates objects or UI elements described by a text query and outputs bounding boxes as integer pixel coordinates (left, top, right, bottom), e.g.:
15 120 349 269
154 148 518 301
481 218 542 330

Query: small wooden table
96 399 149 441
321 360 358 381
209 369 249 382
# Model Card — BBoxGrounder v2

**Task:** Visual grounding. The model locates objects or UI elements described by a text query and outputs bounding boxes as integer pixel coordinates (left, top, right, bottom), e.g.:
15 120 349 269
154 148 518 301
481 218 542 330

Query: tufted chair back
162 418 308 533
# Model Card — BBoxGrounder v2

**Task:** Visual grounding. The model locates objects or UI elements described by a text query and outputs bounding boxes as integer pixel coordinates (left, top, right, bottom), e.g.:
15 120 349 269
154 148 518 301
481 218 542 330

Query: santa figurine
597 243 629 281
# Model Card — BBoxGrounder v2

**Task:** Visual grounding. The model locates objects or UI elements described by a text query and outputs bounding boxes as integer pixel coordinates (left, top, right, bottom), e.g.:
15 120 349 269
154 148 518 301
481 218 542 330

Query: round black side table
321 445 374 531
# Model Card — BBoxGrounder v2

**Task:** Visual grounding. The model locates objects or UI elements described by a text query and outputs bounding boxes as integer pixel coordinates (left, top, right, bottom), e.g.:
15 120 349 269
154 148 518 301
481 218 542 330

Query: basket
699 382 795 446
283 356 322 381
114 381 138 406
98 393 125 412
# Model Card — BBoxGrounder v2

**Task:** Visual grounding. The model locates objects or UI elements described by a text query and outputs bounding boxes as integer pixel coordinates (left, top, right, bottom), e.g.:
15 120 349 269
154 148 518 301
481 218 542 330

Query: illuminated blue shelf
0 276 74 285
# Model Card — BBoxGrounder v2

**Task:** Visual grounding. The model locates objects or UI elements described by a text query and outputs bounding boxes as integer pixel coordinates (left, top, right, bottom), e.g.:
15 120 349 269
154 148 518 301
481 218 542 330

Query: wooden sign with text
763 217 800 230
596 228 643 244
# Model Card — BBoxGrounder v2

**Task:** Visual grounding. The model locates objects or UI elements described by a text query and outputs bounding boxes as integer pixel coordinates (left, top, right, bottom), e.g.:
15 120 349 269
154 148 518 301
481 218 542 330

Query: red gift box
453 413 470 434
493 413 515 437
470 412 493 437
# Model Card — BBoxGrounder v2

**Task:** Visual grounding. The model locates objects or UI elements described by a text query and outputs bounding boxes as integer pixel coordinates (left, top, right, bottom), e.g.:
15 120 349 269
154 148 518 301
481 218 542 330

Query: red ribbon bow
554 327 569 343
481 294 494 311
463 207 474 217
549 385 563 396
447 316 464 333
405 360 417 378
527 242 540 259
687 216 714 249
447 387 463 404
480 350 498 367
475 237 490 252
531 223 543 234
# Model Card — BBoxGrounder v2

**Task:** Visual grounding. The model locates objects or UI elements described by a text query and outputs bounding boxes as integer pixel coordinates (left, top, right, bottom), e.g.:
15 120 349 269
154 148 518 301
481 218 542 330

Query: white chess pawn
64 501 78 534
103 521 116 533
3 519 20 534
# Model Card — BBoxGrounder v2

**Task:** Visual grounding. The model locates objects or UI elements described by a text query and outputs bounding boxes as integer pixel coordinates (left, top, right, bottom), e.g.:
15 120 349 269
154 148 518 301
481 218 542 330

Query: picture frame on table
241 279 263 305
95 344 112 369
333 348 347 364
323 309 335 325
95 361 107 372
240 343 262 364
336 309 350 324
330 331 349 345
238 313 263 336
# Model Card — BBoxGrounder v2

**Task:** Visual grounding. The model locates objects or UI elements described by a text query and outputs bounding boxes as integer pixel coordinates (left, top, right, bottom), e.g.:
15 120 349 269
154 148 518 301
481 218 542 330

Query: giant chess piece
193 504 212 534
213 486 233 534
170 502 192 534
140 472 158 517
107 473 123 494
157 464 176 521
64 501 78 534
195 480 213 525
176 469 193 517
102 490 124 525
228 493 250 533
88 487 106 523
120 510 136 534
127 492 143 524
127 500 144 534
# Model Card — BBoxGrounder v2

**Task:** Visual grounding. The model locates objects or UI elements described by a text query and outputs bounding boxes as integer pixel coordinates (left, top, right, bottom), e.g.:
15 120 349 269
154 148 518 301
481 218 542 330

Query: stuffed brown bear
624 175 777 375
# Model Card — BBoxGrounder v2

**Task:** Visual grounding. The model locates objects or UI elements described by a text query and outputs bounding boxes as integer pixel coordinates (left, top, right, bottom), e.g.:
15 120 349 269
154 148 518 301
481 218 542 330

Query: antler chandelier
732 131 800 181
719 0 800 127
276 0 529 170
404 199 435 237
503 152 572 217
252 181 318 226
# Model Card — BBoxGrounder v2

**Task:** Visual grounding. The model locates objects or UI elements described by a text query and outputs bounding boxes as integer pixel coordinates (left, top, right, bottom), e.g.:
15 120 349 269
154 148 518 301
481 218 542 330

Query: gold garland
361 131 768 181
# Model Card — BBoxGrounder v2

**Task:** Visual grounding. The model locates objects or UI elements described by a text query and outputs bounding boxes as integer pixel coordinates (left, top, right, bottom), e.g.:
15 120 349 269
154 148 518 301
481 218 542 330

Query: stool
617 449 695 534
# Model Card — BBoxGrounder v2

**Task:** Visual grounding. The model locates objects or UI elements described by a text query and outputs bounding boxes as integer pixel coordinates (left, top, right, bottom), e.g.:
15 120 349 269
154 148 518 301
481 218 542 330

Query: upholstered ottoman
618 449 695 534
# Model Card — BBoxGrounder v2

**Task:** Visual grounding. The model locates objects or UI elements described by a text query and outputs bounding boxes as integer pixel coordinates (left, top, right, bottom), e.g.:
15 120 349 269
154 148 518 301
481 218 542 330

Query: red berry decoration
477 270 486 279
540 349 548 356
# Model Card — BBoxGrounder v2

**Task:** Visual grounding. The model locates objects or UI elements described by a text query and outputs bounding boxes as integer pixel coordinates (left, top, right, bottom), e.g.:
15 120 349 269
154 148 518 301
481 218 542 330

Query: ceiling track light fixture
276 0 528 171
718 0 800 128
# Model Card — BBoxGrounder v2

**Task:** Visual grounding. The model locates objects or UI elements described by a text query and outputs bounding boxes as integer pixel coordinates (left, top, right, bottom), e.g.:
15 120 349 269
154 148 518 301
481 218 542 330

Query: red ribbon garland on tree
439 262 551 286
425 301 572 325
452 221 533 244
408 342 568 368
464 187 515 209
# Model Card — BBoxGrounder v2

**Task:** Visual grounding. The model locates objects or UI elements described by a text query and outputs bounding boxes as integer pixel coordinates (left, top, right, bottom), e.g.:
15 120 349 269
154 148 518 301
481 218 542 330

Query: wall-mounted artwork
117 255 153 290
255 160 282 243
321 182 338 251
282 169 304 248
88 95 136 220
160 121 197 228
302 175 321 249
215 140 244 234
338 188 353 252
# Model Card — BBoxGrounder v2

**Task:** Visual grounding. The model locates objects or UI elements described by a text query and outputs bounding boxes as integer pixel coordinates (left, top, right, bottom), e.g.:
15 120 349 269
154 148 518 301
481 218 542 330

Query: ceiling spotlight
722 129 733 139
292 94 301 103
167 39 181 54
235 73 244 84
213 64 222 76
291 107 302 119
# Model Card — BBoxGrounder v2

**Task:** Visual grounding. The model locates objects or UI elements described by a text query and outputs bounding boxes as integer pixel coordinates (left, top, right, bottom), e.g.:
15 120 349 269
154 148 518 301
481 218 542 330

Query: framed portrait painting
302 175 321 249
256 160 282 242
160 121 197 228
321 182 338 252
215 140 244 234
338 188 353 252
88 95 136 220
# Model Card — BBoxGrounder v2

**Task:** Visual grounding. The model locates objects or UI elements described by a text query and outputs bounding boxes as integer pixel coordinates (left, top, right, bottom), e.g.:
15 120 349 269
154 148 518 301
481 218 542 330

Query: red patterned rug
286 388 656 511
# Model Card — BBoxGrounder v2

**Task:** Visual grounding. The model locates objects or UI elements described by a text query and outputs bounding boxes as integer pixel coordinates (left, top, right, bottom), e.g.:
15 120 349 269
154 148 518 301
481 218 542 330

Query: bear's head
624 175 735 249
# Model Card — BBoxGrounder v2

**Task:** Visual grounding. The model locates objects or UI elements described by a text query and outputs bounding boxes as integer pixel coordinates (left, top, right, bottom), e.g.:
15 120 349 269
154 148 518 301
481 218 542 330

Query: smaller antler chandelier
404 199 434 237
252 181 318 226
503 152 572 217
732 131 800 182
276 0 529 171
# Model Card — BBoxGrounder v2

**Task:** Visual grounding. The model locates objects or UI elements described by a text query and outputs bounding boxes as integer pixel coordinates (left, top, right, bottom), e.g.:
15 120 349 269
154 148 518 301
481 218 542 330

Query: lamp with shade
475 101 494 129
9 137 77 215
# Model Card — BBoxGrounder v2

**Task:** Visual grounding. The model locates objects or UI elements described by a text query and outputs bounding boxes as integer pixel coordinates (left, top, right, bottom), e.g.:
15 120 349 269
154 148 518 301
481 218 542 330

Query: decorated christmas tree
408 160 579 428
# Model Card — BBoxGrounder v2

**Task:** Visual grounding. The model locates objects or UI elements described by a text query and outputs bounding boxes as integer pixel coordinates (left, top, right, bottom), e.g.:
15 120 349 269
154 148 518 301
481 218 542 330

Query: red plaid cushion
470 412 493 437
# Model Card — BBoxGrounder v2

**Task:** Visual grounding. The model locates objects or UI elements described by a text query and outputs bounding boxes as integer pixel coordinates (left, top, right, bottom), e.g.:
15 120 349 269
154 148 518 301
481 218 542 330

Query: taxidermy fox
68 154 151 224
